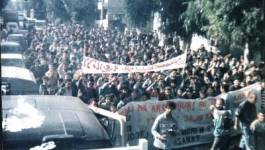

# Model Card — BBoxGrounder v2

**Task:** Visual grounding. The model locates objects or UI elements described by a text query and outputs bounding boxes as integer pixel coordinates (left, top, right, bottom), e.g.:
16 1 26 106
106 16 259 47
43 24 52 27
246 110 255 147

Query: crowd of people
1 20 265 150
9 23 261 111
1 22 263 111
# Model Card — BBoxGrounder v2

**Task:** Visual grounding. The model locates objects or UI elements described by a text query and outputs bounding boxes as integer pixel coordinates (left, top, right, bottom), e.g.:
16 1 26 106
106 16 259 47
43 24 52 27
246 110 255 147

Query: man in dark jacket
234 92 257 150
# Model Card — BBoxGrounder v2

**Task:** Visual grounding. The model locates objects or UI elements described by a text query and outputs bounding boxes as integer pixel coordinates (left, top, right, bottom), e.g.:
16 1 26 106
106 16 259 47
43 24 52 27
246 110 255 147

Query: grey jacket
151 112 178 149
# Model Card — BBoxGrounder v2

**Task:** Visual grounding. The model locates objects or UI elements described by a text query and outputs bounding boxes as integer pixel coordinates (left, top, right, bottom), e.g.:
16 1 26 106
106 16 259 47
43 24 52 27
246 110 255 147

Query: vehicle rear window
1 45 21 53
1 59 24 68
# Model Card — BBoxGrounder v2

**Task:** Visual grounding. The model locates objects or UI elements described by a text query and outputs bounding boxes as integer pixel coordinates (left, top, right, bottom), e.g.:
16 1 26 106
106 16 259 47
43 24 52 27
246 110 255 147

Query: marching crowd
17 23 263 111
1 22 265 150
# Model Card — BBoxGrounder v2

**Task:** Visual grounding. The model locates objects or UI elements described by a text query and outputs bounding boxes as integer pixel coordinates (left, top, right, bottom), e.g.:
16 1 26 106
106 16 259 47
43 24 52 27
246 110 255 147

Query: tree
180 0 265 60
0 0 9 10
41 0 97 25
200 0 264 59
125 0 158 28
180 0 208 38
33 0 47 19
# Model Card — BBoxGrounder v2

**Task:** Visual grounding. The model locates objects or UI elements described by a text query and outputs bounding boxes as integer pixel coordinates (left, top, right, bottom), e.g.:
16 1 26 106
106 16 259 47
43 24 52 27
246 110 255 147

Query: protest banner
118 83 262 149
82 53 186 74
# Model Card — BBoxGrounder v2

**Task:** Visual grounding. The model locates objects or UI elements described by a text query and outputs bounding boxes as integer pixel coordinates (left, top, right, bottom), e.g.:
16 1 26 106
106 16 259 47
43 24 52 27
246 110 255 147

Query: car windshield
36 22 45 27
28 20 35 24
9 24 17 28
7 36 22 41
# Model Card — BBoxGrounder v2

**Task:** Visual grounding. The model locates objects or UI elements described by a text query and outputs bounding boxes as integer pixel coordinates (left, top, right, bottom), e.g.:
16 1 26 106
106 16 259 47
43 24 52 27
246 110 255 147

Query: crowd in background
2 23 264 111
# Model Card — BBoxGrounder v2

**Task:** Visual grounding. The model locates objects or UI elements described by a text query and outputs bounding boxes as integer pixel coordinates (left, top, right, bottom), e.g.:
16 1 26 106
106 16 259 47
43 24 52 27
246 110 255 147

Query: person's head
42 76 49 84
110 104 117 113
233 79 240 87
65 79 72 88
165 101 176 116
131 90 138 99
151 88 159 97
247 91 257 104
215 98 225 110
105 95 112 104
62 62 69 71
177 89 183 96
220 84 229 93
164 87 171 96
169 71 177 79
257 111 265 122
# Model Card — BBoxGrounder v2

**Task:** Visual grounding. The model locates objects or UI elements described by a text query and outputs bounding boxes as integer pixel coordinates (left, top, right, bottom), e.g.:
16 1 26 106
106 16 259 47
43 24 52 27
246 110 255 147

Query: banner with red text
82 53 186 74
118 83 262 149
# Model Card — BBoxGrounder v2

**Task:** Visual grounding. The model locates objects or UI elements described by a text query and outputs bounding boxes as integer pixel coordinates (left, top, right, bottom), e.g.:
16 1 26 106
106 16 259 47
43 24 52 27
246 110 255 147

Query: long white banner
82 53 186 74
118 83 262 149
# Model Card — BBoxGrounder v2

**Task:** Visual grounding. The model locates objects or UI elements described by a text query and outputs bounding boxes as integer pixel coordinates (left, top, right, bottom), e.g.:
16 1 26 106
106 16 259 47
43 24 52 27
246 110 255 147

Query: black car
2 95 112 149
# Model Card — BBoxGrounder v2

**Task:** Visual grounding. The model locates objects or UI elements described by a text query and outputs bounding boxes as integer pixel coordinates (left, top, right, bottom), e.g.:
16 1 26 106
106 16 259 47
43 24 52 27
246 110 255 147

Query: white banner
118 83 262 149
82 53 186 74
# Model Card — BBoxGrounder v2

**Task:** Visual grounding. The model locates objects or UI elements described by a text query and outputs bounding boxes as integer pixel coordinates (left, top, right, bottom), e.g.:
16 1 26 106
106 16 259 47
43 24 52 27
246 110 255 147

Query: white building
96 0 127 29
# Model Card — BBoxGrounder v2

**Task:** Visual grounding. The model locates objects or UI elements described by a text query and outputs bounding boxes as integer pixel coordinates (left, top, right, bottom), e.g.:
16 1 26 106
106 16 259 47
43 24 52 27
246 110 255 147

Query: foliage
41 0 97 25
33 0 47 19
159 0 264 54
0 0 9 10
180 0 208 37
125 0 158 27
125 0 264 58
197 0 265 55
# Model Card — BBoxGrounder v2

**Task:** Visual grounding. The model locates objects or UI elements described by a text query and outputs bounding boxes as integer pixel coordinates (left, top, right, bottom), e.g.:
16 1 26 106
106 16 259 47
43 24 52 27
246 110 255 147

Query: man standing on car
151 101 178 150
234 91 257 150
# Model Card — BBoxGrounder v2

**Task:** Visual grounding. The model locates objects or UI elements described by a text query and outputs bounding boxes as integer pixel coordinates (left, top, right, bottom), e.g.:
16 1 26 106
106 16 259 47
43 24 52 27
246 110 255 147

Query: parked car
2 95 112 149
1 66 38 95
16 29 28 35
6 33 28 50
1 53 25 68
35 19 46 31
18 12 25 21
6 22 19 33
25 17 36 29
1 41 23 54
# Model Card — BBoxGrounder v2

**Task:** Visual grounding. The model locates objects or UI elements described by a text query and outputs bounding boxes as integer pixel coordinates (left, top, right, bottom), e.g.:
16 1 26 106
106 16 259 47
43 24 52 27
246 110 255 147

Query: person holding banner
209 98 233 150
151 101 178 150
234 92 257 150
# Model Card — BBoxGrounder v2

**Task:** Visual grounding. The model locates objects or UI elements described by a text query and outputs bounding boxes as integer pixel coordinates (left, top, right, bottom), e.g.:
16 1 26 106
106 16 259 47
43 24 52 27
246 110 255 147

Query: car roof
2 95 111 149
25 17 36 21
7 33 24 37
7 22 18 25
1 66 36 82
1 53 23 59
35 20 46 23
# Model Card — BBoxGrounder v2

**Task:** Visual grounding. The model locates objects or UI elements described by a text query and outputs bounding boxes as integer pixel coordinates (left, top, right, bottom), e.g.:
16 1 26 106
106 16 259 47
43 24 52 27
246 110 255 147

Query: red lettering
85 59 94 69
199 101 206 107
137 104 147 112
175 102 195 110
152 104 161 112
